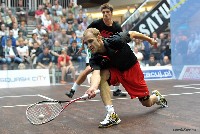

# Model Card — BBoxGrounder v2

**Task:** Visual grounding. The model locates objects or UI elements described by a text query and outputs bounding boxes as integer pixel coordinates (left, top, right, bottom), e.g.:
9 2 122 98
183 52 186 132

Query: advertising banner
141 66 175 80
0 69 50 88
179 66 200 80
132 0 170 36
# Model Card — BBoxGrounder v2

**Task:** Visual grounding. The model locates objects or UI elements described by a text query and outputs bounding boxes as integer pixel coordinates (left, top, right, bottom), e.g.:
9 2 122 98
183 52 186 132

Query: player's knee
139 96 152 107
85 66 92 74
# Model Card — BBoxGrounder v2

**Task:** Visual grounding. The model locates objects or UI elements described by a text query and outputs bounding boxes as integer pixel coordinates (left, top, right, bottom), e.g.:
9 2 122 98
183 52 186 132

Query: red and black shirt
89 32 138 72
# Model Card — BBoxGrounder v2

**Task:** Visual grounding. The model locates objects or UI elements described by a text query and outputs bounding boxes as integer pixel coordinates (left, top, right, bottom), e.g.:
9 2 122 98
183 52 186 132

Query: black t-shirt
89 32 138 72
87 18 122 38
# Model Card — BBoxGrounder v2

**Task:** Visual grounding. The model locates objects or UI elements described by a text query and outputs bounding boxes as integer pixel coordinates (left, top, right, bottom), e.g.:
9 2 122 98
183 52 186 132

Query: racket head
26 100 69 125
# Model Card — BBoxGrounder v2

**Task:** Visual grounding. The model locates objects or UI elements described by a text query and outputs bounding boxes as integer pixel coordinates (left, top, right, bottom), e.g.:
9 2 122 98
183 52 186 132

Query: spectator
66 12 74 24
77 11 84 24
43 14 52 29
16 30 28 46
66 23 75 38
0 14 4 26
51 9 61 23
73 18 79 31
52 0 63 16
4 37 22 67
19 21 28 36
41 8 50 26
124 6 131 20
28 33 41 51
50 40 62 63
158 32 168 59
58 49 76 84
12 23 19 39
2 9 13 29
80 17 89 31
16 38 31 64
69 32 81 47
47 20 61 39
32 24 47 40
134 39 145 54
187 33 199 63
1 30 16 47
165 33 171 60
57 29 69 49
151 32 160 60
29 42 43 68
36 47 52 69
143 38 151 63
47 3 53 14
35 5 44 24
0 44 6 65
160 56 171 66
50 22 62 41
133 47 145 67
59 16 68 30
67 40 82 62
75 24 84 39
40 34 53 50
16 0 26 23
0 24 9 38
146 54 160 66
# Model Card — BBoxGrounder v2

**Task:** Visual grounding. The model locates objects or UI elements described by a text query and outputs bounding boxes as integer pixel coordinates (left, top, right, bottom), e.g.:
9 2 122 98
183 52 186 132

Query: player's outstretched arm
128 31 157 46
85 70 100 99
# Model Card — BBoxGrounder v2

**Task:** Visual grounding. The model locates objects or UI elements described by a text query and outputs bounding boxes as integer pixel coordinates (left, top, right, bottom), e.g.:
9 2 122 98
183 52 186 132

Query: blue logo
143 69 173 80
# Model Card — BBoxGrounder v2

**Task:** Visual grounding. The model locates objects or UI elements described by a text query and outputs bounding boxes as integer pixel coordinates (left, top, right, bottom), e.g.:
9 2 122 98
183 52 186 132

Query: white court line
1 104 31 108
38 94 56 101
0 94 55 109
0 94 39 99
182 87 196 89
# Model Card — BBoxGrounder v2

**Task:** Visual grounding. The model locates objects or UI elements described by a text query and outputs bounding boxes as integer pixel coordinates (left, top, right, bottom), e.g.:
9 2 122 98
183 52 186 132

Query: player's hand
150 38 157 46
85 88 97 99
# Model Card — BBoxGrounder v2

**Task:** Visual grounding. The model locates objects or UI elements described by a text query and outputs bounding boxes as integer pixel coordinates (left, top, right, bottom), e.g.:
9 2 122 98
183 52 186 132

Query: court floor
0 80 199 134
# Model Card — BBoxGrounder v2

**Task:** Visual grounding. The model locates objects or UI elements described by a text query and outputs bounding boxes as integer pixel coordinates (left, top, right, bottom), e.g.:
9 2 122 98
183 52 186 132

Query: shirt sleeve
105 31 132 50
89 54 110 70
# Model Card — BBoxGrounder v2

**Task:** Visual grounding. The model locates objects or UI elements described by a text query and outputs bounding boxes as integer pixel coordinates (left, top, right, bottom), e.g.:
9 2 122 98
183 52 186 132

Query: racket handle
81 90 100 99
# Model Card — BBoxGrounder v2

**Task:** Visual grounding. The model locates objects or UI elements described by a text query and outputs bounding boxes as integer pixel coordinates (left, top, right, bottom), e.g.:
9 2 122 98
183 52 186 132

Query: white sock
71 83 79 91
153 94 160 102
113 86 120 92
105 105 114 114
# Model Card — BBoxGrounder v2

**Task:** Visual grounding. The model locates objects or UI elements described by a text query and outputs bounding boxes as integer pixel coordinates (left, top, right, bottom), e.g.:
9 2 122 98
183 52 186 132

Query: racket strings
26 102 63 125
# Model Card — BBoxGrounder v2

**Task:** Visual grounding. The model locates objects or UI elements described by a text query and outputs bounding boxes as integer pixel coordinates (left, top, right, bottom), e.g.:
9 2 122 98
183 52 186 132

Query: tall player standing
65 3 127 98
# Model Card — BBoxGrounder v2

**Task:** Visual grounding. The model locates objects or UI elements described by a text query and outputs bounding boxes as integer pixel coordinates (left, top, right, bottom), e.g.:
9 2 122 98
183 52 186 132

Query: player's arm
128 31 157 46
86 70 101 98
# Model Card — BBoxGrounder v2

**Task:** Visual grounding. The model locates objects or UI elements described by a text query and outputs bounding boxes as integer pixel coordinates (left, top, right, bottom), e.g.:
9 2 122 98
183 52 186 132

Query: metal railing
121 0 159 31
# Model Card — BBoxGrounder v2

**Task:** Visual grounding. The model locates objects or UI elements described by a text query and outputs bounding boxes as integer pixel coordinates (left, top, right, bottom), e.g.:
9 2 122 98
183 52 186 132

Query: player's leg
139 90 167 107
120 62 167 107
65 65 92 98
98 69 121 128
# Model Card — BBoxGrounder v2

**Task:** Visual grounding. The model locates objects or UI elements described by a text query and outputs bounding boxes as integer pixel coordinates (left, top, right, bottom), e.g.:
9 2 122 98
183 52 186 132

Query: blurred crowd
0 0 90 72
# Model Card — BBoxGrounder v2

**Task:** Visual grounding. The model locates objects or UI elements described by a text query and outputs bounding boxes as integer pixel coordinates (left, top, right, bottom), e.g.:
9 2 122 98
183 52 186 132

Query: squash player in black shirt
66 3 127 98
83 28 168 128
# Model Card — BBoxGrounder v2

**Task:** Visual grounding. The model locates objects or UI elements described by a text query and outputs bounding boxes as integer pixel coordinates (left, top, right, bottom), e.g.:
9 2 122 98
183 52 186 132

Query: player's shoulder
89 19 103 25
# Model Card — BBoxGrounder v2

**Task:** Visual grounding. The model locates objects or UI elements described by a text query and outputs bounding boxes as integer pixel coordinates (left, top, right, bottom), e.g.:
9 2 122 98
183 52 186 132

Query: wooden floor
0 80 199 134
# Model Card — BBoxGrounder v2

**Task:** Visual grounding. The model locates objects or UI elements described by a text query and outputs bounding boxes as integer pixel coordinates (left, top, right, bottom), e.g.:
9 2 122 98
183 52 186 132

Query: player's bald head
83 28 100 38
